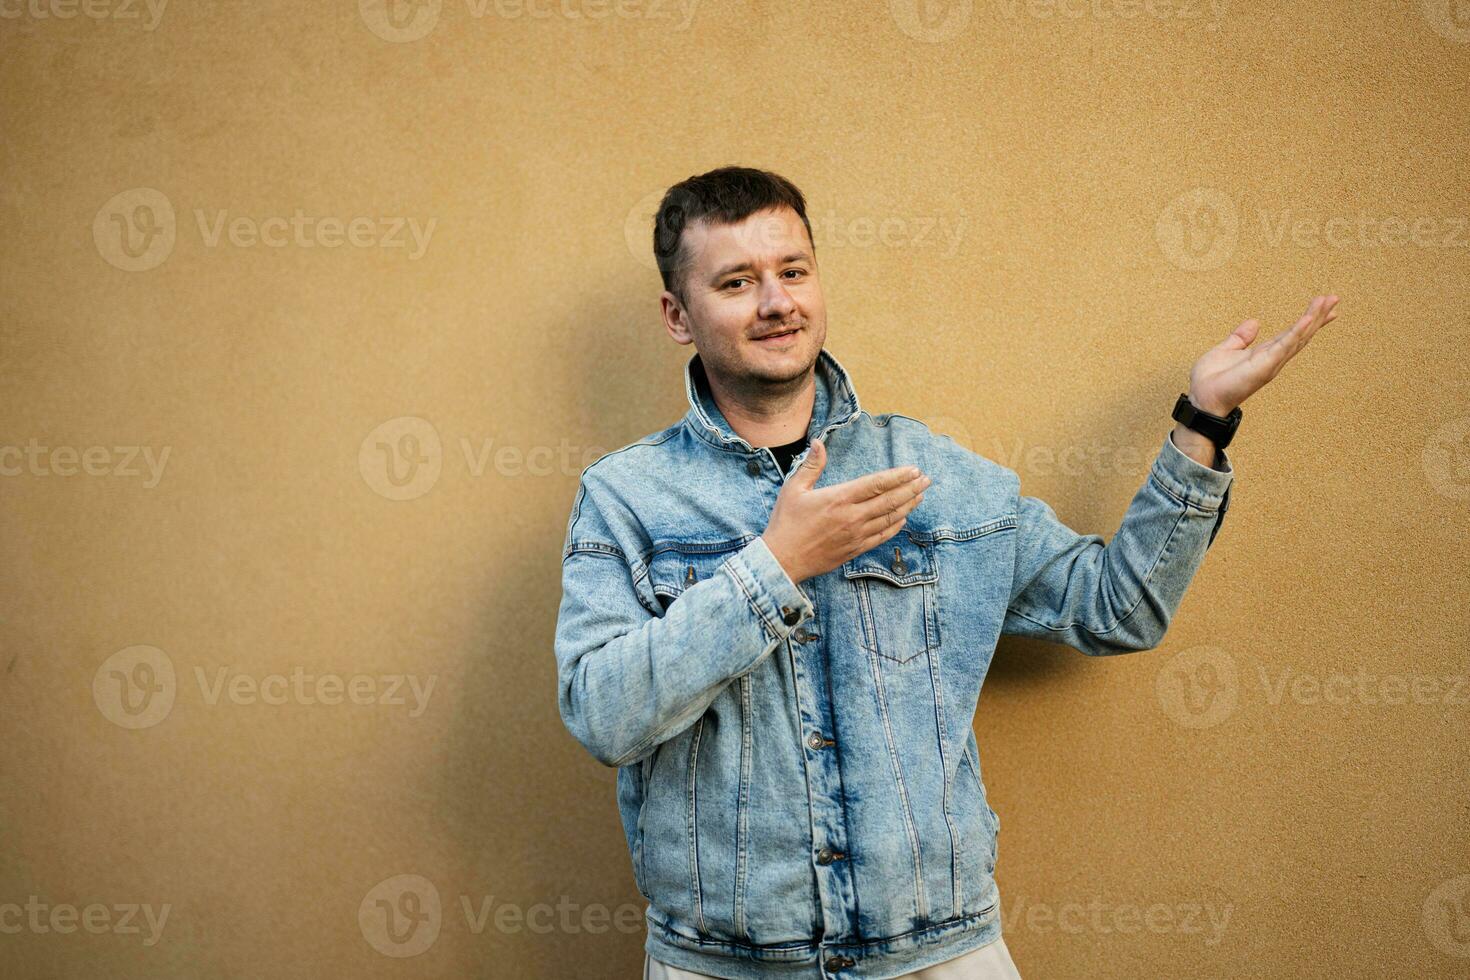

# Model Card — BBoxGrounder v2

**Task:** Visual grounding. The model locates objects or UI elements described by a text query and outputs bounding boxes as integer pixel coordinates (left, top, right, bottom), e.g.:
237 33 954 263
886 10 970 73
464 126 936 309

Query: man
555 166 1338 978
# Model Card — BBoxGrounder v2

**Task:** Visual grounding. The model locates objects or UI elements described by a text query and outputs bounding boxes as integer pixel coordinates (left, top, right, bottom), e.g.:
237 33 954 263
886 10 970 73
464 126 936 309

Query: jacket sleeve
1000 431 1235 655
555 481 815 768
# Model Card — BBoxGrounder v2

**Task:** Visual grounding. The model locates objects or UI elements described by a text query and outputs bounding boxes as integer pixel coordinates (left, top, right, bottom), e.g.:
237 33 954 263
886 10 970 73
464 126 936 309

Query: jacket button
816 846 845 865
807 732 825 750
825 954 854 970
793 628 816 644
746 459 761 475
781 606 801 626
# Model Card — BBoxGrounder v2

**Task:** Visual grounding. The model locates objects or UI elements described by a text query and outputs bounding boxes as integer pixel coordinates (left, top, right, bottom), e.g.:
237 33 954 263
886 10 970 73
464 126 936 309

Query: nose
757 273 796 319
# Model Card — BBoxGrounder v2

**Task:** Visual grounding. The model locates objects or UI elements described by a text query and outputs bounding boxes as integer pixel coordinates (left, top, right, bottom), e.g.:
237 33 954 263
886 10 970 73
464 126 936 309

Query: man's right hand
761 437 931 586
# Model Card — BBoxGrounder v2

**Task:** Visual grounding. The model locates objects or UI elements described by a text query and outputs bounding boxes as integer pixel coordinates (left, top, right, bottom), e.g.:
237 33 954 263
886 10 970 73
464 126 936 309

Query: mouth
752 326 802 345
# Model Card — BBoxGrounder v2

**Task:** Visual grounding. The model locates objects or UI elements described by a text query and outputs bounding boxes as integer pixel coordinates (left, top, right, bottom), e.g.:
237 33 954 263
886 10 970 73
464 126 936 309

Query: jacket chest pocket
842 529 940 665
646 539 750 614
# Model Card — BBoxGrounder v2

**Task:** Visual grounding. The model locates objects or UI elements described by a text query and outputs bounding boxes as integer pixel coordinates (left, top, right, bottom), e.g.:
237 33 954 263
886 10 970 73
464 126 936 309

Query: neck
704 364 816 449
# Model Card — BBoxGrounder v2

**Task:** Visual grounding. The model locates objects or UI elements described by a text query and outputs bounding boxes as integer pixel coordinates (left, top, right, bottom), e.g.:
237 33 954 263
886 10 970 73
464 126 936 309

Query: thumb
789 437 826 489
1218 318 1261 351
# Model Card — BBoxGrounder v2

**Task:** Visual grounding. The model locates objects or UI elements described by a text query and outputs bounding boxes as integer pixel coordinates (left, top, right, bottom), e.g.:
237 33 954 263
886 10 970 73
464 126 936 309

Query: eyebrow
708 252 812 283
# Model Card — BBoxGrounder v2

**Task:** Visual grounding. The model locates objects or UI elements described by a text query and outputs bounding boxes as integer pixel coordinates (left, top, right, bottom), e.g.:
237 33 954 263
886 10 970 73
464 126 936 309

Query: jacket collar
683 347 862 454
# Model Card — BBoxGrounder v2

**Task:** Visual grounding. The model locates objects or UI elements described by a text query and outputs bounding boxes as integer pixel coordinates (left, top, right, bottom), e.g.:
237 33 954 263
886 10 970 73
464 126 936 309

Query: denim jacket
555 348 1233 978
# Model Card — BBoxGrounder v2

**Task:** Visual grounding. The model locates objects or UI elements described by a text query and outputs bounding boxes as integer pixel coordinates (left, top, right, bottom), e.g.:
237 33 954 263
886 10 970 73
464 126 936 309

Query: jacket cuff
721 535 814 641
1151 431 1234 512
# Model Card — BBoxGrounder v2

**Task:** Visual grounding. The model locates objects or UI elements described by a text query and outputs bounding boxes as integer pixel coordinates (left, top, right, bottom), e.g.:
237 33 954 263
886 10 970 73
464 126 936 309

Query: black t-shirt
769 434 808 476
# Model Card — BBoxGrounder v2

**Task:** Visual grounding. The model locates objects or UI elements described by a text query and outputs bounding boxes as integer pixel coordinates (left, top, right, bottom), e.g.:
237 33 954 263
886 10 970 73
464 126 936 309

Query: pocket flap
647 539 750 600
841 529 936 586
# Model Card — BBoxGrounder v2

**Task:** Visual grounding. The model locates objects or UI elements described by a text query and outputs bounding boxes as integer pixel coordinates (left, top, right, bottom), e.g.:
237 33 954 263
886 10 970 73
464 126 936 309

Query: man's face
660 205 826 388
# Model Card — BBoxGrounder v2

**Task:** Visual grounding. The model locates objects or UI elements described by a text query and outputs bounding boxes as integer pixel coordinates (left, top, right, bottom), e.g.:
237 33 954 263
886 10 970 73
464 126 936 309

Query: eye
723 278 748 290
782 269 805 280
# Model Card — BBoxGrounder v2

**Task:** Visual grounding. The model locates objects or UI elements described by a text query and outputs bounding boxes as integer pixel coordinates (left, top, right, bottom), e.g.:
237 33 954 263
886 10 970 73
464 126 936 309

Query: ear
661 290 695 346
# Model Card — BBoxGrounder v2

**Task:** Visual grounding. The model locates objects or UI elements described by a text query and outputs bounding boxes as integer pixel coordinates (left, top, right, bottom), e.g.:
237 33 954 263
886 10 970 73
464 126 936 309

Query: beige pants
644 935 1022 979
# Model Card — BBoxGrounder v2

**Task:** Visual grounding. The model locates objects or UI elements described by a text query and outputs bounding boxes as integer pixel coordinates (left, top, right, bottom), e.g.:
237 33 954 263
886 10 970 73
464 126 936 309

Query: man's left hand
1187 294 1341 416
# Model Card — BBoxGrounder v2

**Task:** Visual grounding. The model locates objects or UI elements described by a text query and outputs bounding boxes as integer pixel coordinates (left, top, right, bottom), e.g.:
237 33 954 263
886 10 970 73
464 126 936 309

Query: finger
835 465 925 503
855 503 917 553
1259 296 1324 355
852 470 929 525
858 487 923 540
1302 295 1339 341
1287 296 1335 352
786 437 827 490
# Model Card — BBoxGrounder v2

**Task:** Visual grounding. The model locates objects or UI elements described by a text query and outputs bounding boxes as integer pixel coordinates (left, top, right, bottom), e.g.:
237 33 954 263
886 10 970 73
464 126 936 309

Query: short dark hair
652 166 814 303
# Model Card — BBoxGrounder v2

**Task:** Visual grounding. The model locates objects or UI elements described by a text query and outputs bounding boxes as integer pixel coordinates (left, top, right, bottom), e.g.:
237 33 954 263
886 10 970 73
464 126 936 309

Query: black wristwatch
1171 393 1242 450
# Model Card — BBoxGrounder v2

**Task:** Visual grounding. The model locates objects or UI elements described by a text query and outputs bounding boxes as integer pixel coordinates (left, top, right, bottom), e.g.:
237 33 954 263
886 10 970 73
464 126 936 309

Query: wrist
760 533 806 587
1170 424 1218 469
1187 391 1234 416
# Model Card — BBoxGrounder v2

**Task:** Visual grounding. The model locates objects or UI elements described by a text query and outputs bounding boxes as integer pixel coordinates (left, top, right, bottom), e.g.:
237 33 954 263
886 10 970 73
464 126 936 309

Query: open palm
1189 294 1340 415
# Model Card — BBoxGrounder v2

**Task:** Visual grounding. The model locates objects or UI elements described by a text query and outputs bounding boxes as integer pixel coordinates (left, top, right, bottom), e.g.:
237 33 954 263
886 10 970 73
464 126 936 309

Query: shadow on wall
436 282 684 978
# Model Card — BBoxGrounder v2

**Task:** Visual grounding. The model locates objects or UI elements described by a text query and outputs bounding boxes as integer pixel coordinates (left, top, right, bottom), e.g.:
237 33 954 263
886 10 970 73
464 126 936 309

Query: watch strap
1171 393 1242 450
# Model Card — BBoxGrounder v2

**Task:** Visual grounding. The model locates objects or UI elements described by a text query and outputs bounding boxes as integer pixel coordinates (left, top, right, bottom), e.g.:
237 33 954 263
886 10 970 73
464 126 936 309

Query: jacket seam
565 427 684 542
647 901 998 954
564 539 625 561
722 559 780 641
1148 462 1228 513
867 643 928 920
688 717 708 934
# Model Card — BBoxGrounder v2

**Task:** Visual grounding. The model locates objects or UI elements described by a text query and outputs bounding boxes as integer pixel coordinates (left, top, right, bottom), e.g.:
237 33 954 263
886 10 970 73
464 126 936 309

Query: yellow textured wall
2 1 1467 976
